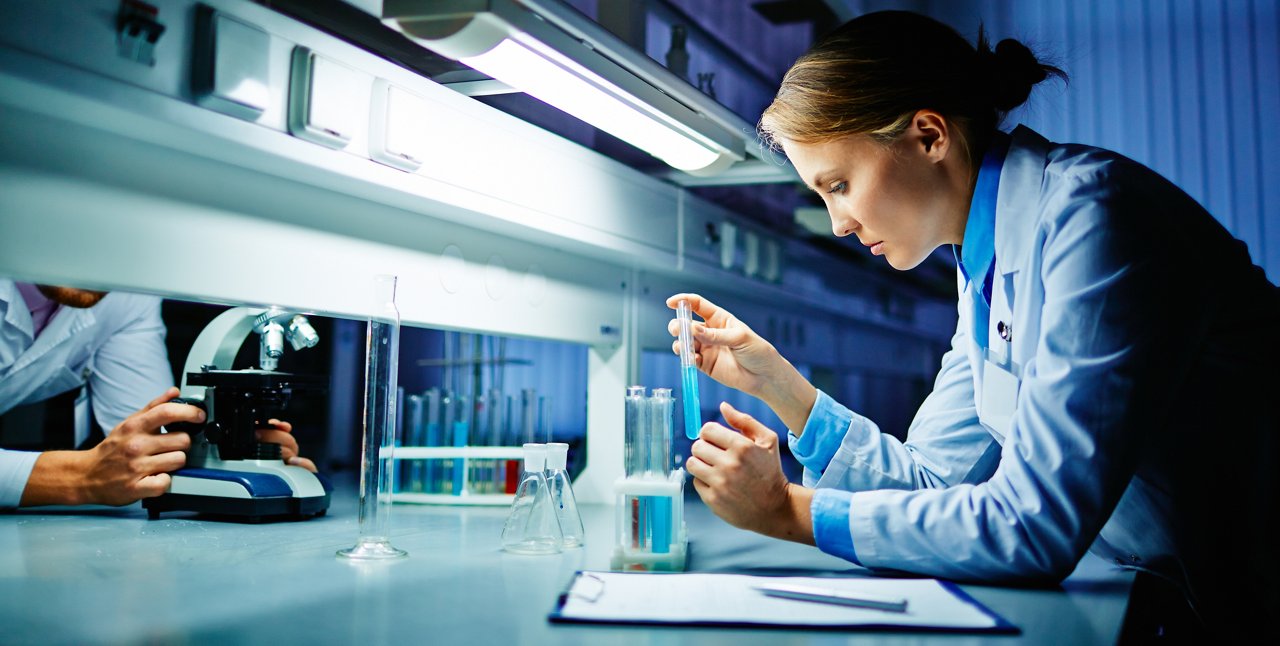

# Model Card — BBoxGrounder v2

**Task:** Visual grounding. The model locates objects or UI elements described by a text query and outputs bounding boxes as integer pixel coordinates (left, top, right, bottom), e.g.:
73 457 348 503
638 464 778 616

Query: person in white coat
0 280 314 509
669 11 1278 639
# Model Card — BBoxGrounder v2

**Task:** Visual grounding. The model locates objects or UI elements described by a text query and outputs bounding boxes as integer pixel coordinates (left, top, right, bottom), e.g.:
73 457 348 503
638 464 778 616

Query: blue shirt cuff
0 449 40 509
811 488 859 565
787 390 851 475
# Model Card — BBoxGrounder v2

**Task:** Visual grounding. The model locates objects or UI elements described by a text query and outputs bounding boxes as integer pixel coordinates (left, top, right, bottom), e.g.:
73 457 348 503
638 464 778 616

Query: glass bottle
501 443 563 554
338 274 408 560
545 442 585 548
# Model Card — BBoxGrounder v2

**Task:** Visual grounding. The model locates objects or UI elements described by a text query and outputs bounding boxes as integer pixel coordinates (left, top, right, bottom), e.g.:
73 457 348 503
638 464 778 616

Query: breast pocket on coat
35 365 88 403
980 278 1020 443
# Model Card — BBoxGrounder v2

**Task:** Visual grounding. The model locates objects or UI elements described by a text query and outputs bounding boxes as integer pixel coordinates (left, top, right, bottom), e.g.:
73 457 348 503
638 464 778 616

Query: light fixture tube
385 0 744 175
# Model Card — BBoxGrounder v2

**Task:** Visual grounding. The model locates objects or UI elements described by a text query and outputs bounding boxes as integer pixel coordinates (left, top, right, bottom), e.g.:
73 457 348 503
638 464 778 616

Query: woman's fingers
665 293 724 323
720 402 775 445
689 436 726 466
698 420 749 450
686 454 713 482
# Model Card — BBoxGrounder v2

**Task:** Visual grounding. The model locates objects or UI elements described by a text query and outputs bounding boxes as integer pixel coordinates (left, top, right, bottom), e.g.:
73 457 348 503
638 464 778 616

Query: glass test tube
482 393 496 493
624 386 648 549
423 388 440 493
650 388 674 554
403 393 424 493
471 391 489 495
677 300 703 440
441 390 455 494
338 274 408 560
520 388 537 444
503 394 519 494
486 389 504 493
624 386 647 478
452 394 469 496
538 395 553 444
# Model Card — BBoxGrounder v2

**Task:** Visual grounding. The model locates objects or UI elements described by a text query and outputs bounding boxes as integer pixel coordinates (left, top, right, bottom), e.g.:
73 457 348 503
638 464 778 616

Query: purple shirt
14 283 59 339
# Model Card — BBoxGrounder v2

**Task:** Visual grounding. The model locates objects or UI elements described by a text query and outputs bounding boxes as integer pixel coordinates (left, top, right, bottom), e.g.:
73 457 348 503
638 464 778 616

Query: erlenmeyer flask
545 442 585 548
501 444 563 554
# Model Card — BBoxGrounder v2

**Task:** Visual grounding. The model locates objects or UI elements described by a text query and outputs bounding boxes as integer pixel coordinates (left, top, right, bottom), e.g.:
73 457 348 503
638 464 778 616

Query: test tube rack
392 446 522 505
610 469 688 572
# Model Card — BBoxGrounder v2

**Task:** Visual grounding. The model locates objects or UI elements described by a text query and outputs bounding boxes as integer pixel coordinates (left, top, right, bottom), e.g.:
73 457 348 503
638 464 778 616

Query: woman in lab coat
672 11 1279 639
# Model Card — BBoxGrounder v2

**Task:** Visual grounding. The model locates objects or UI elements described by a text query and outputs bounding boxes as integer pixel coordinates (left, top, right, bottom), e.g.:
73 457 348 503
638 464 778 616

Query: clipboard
549 571 1018 634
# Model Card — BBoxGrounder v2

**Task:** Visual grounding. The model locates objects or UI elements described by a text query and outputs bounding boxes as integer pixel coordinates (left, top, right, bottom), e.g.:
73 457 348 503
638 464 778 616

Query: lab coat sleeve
0 449 40 509
87 295 174 433
841 178 1165 581
787 306 999 491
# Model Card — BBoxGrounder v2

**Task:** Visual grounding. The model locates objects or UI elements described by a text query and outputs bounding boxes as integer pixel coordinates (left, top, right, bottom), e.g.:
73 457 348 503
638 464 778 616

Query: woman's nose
830 212 857 237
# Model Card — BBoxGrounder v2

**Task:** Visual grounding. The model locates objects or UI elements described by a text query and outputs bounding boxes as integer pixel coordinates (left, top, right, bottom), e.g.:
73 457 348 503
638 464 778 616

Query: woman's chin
885 249 929 271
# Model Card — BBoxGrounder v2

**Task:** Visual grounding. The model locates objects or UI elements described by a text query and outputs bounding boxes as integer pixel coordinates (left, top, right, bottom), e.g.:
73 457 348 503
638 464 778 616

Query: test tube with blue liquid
649 388 674 554
452 395 469 496
424 388 441 493
677 300 702 440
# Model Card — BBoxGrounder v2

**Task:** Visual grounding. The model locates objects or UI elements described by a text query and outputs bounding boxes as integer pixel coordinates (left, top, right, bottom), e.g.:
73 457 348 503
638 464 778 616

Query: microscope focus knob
163 398 207 435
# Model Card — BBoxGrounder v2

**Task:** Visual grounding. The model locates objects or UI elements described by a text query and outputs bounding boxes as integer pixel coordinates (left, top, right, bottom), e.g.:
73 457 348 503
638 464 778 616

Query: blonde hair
759 11 1064 162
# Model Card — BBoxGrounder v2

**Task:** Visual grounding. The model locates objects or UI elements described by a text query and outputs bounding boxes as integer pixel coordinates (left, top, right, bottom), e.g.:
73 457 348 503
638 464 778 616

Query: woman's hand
666 293 817 433
686 402 814 545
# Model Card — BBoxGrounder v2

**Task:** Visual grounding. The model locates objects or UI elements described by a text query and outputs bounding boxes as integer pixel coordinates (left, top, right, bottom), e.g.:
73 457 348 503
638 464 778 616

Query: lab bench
0 482 1134 645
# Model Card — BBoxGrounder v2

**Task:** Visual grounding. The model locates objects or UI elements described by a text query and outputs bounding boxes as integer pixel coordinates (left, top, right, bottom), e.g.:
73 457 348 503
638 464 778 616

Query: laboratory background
1 0 1276 644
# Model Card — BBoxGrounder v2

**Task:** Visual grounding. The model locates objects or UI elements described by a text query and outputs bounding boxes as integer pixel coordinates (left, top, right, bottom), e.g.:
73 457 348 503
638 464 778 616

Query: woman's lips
869 242 885 256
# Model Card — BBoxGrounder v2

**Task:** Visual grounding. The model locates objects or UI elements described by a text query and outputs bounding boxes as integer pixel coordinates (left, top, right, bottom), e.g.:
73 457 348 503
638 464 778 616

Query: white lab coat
797 125 1279 632
0 280 173 507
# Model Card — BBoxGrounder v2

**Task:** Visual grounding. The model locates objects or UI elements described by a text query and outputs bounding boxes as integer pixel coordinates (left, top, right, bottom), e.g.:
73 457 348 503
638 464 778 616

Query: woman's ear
908 109 951 163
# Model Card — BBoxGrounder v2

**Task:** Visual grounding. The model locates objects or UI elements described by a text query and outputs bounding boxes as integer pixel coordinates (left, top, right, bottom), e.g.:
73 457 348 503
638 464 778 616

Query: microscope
143 307 332 521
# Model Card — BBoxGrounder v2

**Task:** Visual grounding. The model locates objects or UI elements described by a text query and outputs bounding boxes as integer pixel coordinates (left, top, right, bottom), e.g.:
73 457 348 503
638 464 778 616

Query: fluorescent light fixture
384 0 744 175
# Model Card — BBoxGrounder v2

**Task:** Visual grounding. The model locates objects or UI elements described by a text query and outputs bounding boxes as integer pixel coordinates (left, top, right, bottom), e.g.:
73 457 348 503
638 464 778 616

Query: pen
754 583 909 613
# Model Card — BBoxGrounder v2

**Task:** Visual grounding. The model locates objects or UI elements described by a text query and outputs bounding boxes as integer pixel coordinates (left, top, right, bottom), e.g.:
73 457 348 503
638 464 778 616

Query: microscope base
143 492 330 522
143 465 332 522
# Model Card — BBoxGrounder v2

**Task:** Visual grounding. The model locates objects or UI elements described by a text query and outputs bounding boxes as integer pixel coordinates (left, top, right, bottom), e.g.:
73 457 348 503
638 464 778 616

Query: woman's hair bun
759 12 1068 148
978 32 1061 112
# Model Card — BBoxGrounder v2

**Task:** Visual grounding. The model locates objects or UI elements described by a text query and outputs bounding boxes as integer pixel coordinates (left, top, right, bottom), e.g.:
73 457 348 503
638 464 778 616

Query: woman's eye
827 181 847 195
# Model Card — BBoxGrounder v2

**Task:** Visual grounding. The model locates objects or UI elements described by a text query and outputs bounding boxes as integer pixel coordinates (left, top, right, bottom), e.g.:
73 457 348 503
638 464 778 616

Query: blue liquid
451 421 468 496
681 365 702 440
651 497 671 554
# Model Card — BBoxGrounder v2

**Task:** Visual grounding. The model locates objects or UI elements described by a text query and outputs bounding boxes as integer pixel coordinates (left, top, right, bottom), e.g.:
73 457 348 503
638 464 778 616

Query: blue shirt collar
955 132 1011 288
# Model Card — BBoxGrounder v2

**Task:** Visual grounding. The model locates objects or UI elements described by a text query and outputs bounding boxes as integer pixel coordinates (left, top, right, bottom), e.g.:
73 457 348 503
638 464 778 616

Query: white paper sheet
556 572 1002 630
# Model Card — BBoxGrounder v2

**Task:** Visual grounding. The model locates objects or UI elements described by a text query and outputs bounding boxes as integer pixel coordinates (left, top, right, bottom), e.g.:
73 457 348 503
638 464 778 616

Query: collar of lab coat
0 280 97 376
993 125 1053 274
0 279 35 340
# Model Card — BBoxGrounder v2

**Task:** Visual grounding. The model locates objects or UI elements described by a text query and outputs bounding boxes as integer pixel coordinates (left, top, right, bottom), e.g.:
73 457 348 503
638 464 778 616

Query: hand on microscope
256 419 317 473
666 293 817 433
19 387 202 507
